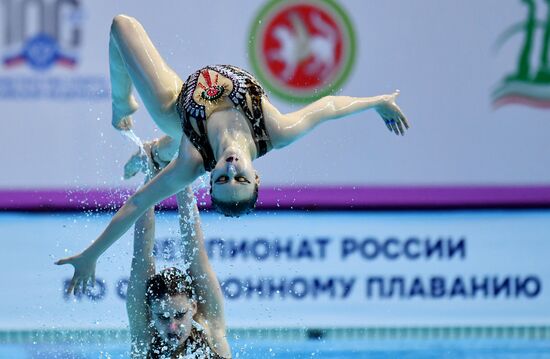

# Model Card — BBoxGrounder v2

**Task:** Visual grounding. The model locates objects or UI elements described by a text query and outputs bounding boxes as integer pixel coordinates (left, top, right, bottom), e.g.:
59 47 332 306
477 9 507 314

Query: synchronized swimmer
56 14 409 319
127 153 230 358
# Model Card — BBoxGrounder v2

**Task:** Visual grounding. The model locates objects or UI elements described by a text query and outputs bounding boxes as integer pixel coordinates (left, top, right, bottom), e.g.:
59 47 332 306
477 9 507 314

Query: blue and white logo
1 0 81 70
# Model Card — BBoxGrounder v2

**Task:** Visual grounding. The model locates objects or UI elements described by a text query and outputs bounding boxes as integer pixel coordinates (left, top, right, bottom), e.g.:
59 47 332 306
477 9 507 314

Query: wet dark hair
145 267 195 305
144 267 196 359
210 174 259 218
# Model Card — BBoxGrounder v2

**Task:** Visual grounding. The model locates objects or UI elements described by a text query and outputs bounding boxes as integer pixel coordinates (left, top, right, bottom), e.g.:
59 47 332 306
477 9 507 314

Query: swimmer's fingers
378 107 403 136
73 269 95 295
383 116 399 135
395 118 405 136
389 119 399 135
79 278 86 294
388 103 407 135
76 276 90 295
398 109 410 130
379 92 409 135
382 117 393 133
73 278 82 296
55 256 90 295
81 277 90 295
395 111 409 133
57 257 77 295
66 276 78 295
57 253 97 295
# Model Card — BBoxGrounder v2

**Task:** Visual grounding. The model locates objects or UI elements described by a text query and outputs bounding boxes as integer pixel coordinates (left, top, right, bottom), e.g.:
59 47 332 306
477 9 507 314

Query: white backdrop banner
0 0 549 189
0 210 548 330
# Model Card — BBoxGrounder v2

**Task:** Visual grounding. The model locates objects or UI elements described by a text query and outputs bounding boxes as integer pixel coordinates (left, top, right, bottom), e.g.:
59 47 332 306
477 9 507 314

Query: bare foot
123 142 154 179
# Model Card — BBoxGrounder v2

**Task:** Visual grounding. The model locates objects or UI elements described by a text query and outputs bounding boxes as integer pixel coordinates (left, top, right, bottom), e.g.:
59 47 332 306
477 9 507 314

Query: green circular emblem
248 0 357 102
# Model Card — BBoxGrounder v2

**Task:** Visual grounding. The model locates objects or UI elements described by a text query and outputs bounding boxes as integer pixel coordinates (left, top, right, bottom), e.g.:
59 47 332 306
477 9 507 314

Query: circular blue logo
23 33 59 70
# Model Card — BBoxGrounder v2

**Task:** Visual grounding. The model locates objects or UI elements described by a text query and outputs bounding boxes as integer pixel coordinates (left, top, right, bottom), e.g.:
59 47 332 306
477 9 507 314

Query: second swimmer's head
145 267 197 348
209 153 259 217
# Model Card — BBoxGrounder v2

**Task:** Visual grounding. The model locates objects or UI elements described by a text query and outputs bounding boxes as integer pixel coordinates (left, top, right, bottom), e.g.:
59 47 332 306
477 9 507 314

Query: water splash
120 129 154 180
120 129 145 153
120 129 210 278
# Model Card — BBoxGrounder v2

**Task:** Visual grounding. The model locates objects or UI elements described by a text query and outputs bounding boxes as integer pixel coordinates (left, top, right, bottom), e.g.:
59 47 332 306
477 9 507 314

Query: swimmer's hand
375 91 409 136
55 253 97 295
112 96 138 131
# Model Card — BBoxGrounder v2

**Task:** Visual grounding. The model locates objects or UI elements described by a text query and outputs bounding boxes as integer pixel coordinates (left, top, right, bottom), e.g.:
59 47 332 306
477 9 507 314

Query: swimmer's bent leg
124 136 180 179
109 15 183 131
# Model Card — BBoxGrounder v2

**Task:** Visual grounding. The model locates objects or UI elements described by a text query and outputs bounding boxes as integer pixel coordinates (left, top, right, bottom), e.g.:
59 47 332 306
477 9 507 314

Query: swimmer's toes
123 155 143 179
123 167 139 180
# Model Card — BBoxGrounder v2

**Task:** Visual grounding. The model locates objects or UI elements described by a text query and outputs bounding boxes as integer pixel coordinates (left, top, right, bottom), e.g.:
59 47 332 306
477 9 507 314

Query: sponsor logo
249 0 356 102
0 0 108 100
493 0 550 109
1 0 80 70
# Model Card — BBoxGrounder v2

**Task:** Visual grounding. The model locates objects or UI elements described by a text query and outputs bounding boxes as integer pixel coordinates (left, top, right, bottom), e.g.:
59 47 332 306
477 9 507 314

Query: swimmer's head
146 267 197 348
209 152 259 217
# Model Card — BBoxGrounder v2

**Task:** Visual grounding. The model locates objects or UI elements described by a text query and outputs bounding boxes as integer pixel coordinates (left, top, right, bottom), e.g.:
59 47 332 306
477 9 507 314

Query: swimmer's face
210 153 257 204
150 294 197 347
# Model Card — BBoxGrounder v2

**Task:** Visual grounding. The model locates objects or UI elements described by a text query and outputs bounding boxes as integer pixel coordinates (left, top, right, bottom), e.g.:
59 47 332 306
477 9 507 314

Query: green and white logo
493 0 550 108
248 0 356 102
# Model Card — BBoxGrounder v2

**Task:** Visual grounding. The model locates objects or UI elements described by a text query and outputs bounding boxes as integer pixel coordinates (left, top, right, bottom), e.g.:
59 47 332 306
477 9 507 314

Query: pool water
2 339 550 358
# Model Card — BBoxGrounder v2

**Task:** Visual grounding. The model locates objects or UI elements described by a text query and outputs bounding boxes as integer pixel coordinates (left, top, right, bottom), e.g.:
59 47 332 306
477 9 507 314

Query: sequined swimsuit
175 65 271 171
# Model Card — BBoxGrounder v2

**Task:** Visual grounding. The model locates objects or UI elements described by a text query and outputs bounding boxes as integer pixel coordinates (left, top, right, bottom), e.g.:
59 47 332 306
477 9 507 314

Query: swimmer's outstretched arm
127 205 156 358
110 14 183 132
176 189 230 357
56 145 204 295
262 92 409 149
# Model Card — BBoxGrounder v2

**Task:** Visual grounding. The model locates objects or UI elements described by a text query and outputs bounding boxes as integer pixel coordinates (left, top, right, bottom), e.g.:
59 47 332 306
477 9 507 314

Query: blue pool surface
2 339 550 358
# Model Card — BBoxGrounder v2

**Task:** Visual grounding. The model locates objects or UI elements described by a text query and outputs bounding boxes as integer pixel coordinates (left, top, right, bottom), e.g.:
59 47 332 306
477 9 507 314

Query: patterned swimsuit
175 65 271 171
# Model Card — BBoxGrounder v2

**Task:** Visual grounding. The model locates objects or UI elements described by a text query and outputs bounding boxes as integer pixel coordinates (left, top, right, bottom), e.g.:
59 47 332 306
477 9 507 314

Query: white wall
0 0 549 189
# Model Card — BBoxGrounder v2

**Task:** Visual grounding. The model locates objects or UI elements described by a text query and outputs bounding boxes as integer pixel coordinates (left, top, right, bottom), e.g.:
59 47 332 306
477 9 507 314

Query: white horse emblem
269 12 338 81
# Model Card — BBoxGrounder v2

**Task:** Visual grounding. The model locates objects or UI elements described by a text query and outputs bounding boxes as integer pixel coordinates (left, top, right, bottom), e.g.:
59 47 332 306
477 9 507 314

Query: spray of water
119 130 212 280
120 129 154 180
121 129 145 150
